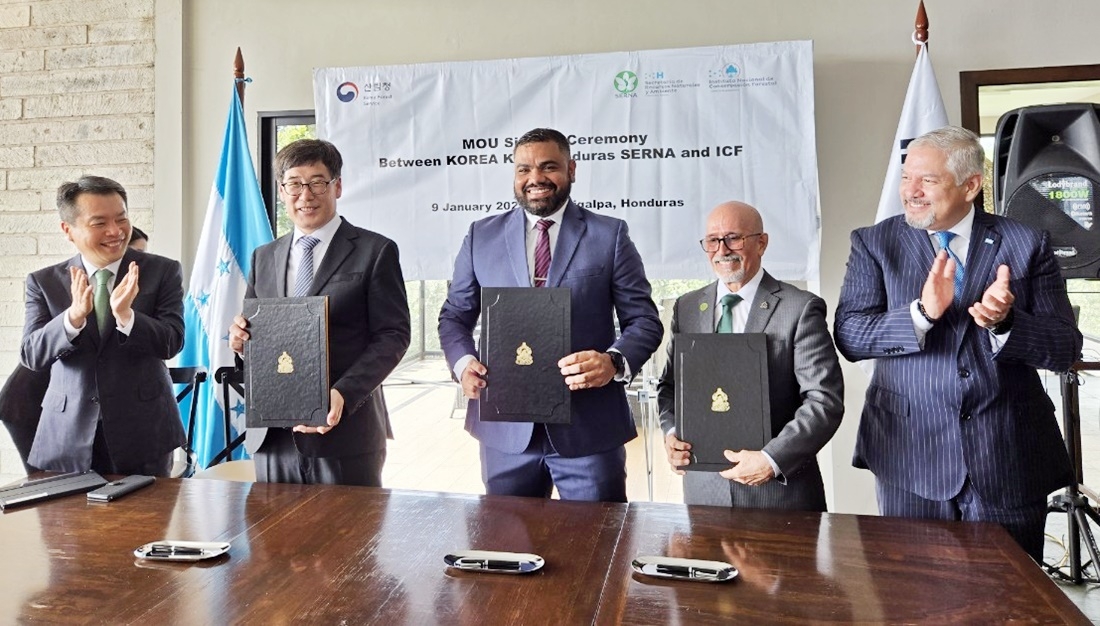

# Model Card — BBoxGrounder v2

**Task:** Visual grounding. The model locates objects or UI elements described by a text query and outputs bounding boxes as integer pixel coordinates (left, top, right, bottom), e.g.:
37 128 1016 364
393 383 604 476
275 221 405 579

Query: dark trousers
90 423 172 477
2 420 39 474
254 428 385 487
480 426 627 502
876 477 1049 562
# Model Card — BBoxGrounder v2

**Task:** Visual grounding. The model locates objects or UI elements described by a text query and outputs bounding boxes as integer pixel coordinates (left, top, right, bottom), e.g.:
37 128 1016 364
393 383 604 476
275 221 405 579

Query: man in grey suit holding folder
659 201 844 510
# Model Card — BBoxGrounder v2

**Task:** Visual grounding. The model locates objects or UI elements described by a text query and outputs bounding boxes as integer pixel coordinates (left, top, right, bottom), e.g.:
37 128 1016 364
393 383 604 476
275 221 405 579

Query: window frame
257 109 316 229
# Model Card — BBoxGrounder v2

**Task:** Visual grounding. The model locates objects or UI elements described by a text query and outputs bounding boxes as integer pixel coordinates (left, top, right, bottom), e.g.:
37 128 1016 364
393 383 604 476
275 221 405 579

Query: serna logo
336 82 358 103
613 71 638 94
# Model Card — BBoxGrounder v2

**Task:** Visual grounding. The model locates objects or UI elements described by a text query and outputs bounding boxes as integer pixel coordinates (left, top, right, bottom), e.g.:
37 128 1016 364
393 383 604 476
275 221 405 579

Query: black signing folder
0 471 107 510
674 333 771 472
479 287 571 424
243 296 330 428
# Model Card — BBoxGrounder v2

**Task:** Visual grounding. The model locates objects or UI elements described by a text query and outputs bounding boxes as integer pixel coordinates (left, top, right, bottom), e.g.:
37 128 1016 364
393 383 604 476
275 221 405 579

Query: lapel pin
699 302 708 312
760 302 769 309
984 238 994 245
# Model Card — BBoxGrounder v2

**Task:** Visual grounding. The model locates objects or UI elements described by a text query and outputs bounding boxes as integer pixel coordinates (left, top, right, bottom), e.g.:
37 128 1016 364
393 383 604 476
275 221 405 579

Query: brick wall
0 0 155 478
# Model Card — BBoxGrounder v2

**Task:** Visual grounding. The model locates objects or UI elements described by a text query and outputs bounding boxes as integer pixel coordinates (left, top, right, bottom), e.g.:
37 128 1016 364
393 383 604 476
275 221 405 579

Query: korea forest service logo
336 82 358 103
613 71 638 94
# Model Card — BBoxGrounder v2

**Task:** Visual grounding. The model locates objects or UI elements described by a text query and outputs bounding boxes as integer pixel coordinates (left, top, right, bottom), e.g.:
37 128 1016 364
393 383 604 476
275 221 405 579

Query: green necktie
716 294 742 333
94 269 113 334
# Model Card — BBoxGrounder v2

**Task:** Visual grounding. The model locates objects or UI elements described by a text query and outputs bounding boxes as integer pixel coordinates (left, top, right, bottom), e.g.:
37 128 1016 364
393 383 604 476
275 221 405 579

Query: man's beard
903 201 936 229
714 254 745 285
516 180 571 217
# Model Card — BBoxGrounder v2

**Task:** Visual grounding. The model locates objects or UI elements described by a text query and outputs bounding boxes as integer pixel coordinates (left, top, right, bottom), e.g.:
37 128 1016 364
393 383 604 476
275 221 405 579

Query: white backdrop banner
314 41 820 281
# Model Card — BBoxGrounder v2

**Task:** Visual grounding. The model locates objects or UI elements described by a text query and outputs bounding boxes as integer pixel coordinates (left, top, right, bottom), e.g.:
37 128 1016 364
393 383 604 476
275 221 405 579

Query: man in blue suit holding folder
439 128 663 502
834 126 1081 561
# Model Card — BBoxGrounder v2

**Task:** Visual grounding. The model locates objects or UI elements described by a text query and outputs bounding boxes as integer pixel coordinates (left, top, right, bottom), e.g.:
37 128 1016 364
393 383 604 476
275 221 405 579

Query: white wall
172 0 1100 514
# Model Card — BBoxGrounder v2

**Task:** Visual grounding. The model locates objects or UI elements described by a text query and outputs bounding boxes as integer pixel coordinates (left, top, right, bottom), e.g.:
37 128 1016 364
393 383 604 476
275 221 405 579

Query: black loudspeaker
994 103 1100 278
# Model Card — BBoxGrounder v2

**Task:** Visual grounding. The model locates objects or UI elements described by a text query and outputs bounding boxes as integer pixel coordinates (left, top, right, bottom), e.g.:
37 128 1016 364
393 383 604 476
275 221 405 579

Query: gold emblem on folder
277 351 294 374
516 342 534 366
711 387 730 412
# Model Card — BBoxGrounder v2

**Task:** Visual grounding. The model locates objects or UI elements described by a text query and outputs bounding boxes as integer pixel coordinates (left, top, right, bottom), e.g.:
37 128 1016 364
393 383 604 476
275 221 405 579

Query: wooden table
0 479 1085 624
600 504 1086 624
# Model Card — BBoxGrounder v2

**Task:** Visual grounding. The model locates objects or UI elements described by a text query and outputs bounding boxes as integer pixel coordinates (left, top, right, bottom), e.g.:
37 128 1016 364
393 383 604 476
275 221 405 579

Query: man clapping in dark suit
659 201 844 510
229 140 411 486
834 126 1081 561
21 176 185 476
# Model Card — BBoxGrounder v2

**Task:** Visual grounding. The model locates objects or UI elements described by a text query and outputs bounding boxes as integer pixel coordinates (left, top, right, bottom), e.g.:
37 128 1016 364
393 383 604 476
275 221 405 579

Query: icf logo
336 82 358 103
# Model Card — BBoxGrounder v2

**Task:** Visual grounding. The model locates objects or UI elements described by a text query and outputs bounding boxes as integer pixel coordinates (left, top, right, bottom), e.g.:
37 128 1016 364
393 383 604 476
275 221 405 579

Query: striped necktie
533 219 554 287
933 231 964 299
293 236 321 297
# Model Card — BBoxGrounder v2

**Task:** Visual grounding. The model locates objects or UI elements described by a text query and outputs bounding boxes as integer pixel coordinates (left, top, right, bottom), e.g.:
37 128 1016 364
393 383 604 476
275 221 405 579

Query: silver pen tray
444 550 545 574
631 555 738 582
134 540 231 561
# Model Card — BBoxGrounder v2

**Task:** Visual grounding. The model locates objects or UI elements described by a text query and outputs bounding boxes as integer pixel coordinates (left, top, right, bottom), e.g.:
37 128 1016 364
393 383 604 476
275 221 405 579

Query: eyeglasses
280 178 337 196
699 233 763 253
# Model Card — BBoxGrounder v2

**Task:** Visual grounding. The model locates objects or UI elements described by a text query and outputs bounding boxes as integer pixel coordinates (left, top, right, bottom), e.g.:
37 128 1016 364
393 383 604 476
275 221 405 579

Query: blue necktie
934 231 965 299
716 294 742 333
293 236 320 297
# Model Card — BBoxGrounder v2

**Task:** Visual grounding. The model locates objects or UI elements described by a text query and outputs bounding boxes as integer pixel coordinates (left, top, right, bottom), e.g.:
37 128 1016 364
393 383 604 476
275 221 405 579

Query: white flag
875 42 948 223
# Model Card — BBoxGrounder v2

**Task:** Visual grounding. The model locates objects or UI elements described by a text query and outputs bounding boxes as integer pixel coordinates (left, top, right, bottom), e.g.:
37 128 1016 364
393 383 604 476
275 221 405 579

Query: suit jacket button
958 369 970 378
91 396 99 404
962 413 972 421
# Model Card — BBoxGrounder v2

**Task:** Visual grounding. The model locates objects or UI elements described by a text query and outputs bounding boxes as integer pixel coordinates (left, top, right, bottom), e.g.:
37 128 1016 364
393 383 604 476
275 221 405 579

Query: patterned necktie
293 236 321 297
533 219 554 287
94 269 113 334
934 231 965 299
716 294 742 333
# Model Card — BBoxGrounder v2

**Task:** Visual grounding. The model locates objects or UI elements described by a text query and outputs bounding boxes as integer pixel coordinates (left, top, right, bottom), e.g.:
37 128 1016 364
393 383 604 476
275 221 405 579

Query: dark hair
515 128 571 157
56 176 128 224
275 139 343 181
130 226 148 243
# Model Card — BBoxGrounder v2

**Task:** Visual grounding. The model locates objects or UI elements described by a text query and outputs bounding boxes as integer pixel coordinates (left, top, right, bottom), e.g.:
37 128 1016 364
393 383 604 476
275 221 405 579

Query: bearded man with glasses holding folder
659 200 844 510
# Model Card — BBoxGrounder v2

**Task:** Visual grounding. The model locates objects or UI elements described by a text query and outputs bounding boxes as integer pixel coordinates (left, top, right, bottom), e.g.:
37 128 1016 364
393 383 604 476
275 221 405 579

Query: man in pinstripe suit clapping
835 126 1081 561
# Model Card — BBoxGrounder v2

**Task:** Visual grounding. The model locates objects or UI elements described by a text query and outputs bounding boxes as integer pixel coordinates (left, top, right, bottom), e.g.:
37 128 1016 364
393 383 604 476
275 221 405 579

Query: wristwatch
988 308 1015 335
607 351 625 376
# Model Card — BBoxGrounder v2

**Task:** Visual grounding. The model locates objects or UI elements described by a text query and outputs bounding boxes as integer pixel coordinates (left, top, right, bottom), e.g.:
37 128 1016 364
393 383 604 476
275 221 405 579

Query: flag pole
914 1 928 55
234 48 245 106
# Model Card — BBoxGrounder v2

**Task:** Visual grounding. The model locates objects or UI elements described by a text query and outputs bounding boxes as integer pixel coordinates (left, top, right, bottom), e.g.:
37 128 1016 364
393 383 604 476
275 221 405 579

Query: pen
148 545 205 556
456 558 523 571
654 564 720 580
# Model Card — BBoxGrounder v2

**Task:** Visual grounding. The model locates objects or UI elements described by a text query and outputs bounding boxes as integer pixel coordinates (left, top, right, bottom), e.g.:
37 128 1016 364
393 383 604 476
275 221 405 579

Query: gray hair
908 125 984 185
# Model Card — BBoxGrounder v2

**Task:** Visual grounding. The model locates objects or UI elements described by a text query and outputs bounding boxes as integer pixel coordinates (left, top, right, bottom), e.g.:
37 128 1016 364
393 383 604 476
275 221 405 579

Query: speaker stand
1046 364 1100 584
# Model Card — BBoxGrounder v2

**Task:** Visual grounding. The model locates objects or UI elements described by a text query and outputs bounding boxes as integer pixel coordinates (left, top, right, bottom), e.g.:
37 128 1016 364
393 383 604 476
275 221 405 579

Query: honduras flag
179 84 274 468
